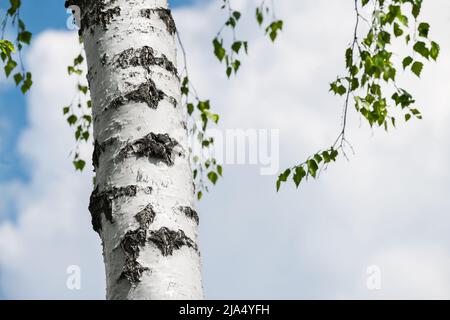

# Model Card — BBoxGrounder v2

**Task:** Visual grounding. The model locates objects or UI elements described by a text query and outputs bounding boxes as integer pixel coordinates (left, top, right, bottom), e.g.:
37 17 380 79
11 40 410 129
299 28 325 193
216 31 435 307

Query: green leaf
256 8 264 26
226 66 232 78
20 72 32 93
393 23 403 37
314 154 323 164
405 34 411 45
7 0 21 16
74 54 84 65
418 22 430 38
67 115 78 125
345 48 353 69
232 11 241 20
307 159 318 178
231 41 242 54
78 85 88 94
73 159 86 171
0 40 15 56
276 168 291 191
413 41 429 59
430 41 440 61
293 166 306 188
213 38 226 62
13 72 23 85
402 56 413 69
411 61 423 77
330 81 347 96
207 171 218 185
187 103 194 115
266 20 283 42
232 59 240 73
18 31 32 45
405 113 411 122
83 115 92 123
412 3 422 18
4 59 17 77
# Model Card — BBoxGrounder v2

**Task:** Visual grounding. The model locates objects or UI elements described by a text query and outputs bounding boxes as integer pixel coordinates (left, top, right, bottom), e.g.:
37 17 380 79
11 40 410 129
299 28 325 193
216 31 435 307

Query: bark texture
66 0 203 300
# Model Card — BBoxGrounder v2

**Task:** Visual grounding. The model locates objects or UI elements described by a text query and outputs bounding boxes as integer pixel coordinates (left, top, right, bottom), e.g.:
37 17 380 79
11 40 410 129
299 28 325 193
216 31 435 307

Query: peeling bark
93 137 119 169
119 132 180 165
120 204 156 285
105 46 178 77
179 206 199 225
88 185 151 233
140 8 176 34
148 227 198 256
107 79 165 111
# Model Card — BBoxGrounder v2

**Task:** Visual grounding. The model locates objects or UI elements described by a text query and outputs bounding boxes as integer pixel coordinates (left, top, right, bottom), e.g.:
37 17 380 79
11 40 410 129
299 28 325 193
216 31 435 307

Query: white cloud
0 0 449 299
0 31 104 299
362 246 450 299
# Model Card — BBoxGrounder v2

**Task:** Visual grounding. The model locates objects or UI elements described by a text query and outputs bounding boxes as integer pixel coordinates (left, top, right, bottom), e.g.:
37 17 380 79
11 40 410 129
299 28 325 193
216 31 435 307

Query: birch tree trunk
66 0 203 300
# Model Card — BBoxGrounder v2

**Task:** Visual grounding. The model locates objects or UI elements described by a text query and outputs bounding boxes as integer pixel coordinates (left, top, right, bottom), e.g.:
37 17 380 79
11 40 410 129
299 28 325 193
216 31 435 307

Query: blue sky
0 0 195 184
1 0 450 300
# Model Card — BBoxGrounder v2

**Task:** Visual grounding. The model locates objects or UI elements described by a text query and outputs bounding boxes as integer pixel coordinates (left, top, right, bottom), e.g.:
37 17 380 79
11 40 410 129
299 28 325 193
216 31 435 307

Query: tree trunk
66 0 203 299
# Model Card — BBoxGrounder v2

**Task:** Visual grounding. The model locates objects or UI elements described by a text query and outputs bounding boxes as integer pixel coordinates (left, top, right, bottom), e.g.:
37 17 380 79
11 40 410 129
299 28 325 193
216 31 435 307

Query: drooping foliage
0 0 440 197
1 0 32 94
275 0 440 191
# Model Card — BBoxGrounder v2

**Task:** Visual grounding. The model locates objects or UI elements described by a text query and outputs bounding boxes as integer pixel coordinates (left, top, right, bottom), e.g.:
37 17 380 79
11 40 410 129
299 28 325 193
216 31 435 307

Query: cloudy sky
0 0 449 299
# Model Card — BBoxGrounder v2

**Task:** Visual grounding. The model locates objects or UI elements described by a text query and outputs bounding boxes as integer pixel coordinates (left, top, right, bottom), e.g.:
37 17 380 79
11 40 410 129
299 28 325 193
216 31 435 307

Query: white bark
68 0 203 299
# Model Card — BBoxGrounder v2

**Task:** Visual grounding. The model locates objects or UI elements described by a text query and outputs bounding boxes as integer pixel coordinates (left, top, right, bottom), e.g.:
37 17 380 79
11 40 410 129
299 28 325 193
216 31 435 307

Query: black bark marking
120 204 156 285
119 132 179 166
140 8 176 35
92 137 118 169
89 185 152 233
136 204 156 228
92 140 103 169
148 227 197 256
65 0 120 35
109 46 178 77
107 79 165 111
179 206 199 225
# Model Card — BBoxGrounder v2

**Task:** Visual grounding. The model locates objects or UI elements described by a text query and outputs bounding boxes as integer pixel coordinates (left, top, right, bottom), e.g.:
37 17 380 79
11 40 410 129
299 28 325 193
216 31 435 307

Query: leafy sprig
63 38 92 171
1 0 33 94
276 0 440 191
178 32 222 200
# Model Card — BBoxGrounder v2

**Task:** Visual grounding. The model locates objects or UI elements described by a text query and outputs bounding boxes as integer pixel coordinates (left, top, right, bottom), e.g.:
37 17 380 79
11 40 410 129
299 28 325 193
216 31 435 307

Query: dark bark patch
107 79 165 111
66 0 120 35
92 137 118 169
179 206 199 225
148 227 197 256
136 204 156 228
119 132 179 166
93 140 103 169
141 8 176 35
120 229 149 285
88 185 143 233
110 46 177 77
120 204 156 285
